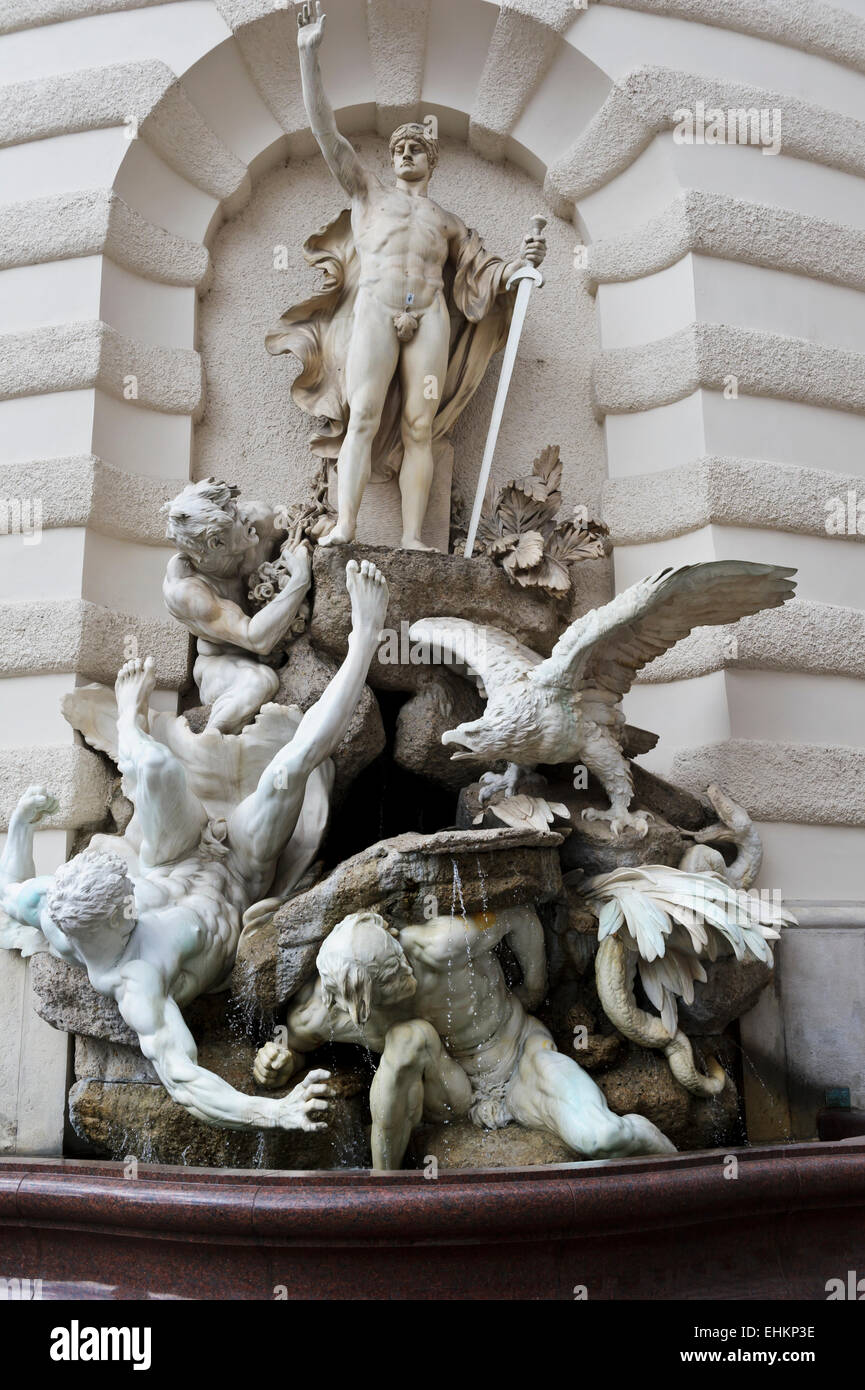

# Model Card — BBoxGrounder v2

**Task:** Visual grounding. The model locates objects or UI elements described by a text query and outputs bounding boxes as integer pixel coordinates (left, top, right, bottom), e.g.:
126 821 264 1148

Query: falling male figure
0 560 390 1134
295 1 546 550
254 906 676 1166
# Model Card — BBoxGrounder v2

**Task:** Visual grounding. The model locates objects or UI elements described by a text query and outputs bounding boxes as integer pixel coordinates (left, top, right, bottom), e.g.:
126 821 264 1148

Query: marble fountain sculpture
0 4 800 1174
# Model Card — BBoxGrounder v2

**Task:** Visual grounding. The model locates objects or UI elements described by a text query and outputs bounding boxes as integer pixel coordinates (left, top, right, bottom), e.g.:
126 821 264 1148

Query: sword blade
464 273 536 559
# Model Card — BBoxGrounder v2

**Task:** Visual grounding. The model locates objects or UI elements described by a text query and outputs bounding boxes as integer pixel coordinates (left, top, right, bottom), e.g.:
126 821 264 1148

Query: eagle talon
478 763 528 803
582 806 652 839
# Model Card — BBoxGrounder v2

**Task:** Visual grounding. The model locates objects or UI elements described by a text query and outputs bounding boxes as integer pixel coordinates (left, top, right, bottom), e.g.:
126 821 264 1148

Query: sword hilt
506 212 547 290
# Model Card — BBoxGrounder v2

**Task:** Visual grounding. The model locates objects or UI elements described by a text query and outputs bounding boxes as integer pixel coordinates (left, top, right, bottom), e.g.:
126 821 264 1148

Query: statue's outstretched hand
297 1 326 51
17 786 59 825
273 1068 331 1132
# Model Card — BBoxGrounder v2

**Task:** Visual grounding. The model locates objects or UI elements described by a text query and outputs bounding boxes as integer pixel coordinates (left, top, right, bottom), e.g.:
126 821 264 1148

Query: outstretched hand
274 1068 331 1132
17 786 59 825
297 1 326 51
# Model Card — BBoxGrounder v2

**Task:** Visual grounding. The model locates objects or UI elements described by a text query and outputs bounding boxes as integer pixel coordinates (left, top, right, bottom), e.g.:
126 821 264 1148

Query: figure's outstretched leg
508 1031 676 1159
229 561 388 874
397 295 450 551
370 1019 471 1170
319 296 399 547
115 658 207 867
579 726 651 838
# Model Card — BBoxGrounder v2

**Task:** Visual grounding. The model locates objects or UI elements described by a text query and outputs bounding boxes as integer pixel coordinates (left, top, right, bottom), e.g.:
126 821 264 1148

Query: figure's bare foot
115 656 156 728
345 558 389 641
274 1068 332 1132
319 523 355 548
400 535 439 553
581 805 651 839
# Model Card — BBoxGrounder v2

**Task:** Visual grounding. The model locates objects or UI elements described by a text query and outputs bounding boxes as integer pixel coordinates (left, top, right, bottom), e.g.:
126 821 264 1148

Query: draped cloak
265 208 517 481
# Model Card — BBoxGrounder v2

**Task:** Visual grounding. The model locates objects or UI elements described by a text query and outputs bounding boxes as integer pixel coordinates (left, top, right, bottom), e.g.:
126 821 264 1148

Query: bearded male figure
265 2 546 551
254 907 675 1167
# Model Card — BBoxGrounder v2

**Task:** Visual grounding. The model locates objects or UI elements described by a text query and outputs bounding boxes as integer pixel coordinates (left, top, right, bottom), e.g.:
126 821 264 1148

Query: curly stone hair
164 478 241 559
389 122 439 172
45 849 134 937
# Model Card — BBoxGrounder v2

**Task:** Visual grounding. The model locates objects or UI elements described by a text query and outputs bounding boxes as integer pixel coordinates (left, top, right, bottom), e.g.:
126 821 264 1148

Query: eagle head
440 701 519 763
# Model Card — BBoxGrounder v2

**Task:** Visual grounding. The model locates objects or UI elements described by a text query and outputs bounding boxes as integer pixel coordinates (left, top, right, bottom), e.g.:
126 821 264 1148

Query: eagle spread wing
408 617 540 699
531 562 796 699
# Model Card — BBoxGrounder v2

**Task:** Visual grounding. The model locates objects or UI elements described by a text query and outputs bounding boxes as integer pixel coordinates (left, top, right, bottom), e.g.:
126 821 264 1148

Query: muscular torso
163 501 278 659
406 947 517 1074
102 855 252 1007
352 184 458 313
286 934 516 1075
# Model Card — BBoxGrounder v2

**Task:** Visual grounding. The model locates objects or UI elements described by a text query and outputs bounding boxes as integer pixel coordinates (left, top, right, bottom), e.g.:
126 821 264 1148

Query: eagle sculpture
409 561 796 837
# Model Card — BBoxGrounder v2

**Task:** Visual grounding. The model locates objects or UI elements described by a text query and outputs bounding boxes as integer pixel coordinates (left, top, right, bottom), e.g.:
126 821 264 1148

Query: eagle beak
442 726 481 761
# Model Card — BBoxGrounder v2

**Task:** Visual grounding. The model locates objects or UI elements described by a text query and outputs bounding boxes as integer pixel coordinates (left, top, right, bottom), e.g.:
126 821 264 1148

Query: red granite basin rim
2 1141 864 1247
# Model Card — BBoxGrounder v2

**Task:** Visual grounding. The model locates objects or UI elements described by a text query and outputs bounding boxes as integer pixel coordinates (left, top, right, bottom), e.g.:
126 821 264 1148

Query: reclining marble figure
163 478 312 734
253 906 677 1167
0 560 390 1133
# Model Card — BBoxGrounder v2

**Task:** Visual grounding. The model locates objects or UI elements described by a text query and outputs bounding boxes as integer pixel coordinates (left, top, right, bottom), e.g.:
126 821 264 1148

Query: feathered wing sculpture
580 865 795 1096
410 561 796 835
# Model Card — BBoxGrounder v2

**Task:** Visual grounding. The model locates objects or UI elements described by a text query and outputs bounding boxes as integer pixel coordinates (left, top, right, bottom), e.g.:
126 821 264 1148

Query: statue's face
206 513 258 561
392 137 430 182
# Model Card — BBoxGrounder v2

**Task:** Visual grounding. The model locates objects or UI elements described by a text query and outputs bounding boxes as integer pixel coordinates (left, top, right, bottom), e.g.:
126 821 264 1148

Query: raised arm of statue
115 961 332 1132
500 904 547 1011
297 2 369 198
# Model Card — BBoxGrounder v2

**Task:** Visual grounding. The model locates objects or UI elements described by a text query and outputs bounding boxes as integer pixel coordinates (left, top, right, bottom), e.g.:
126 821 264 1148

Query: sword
464 213 546 559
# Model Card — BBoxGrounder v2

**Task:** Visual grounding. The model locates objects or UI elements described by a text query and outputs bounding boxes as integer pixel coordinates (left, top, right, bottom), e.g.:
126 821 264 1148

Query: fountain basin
1 1142 862 1300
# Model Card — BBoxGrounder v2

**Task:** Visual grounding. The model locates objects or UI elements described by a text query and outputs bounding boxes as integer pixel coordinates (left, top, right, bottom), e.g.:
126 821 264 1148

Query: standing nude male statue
254 906 676 1166
163 478 311 734
283 2 546 551
0 560 389 1134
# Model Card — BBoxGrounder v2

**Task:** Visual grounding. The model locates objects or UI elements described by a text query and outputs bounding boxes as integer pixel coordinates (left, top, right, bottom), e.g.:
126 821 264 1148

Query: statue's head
317 911 416 1027
164 478 257 570
389 123 438 183
45 849 135 956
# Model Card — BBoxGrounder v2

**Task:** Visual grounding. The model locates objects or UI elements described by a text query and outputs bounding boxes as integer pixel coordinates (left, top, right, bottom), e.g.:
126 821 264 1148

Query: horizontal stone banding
0 61 249 204
0 191 210 288
593 324 865 418
585 191 865 293
546 66 865 208
0 744 112 831
637 599 865 683
603 457 865 546
0 599 189 687
0 457 186 544
671 738 865 826
0 322 203 416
